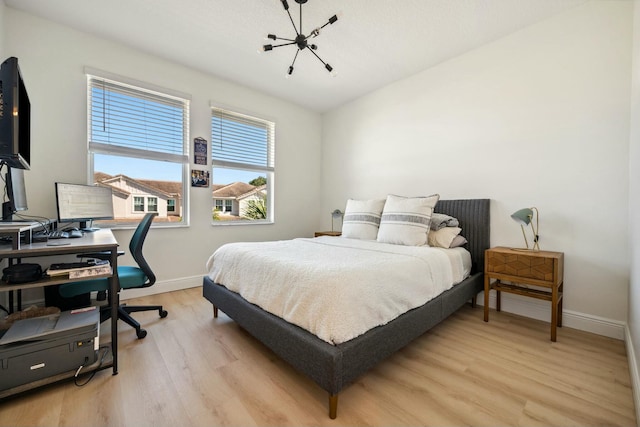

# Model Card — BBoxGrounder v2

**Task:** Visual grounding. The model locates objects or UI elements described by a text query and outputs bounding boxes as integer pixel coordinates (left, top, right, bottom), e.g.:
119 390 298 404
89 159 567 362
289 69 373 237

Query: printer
0 309 99 391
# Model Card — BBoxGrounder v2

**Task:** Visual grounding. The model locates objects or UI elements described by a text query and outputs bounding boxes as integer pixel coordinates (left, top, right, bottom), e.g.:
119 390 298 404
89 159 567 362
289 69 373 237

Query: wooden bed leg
329 393 338 419
213 306 218 318
471 295 477 308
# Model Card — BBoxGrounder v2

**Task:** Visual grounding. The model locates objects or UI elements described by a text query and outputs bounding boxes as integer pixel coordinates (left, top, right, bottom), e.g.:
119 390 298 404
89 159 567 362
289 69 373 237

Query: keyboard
47 229 83 239
48 230 69 239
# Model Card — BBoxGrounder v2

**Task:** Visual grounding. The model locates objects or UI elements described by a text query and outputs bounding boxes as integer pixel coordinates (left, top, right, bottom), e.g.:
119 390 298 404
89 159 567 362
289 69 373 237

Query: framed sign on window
194 137 207 165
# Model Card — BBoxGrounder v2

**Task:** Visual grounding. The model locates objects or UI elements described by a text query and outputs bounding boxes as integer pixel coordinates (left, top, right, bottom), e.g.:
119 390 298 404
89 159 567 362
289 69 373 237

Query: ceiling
5 0 586 112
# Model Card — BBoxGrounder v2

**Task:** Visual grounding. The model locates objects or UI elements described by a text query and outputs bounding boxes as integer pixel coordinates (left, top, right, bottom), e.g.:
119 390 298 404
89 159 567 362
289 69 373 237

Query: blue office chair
58 213 168 339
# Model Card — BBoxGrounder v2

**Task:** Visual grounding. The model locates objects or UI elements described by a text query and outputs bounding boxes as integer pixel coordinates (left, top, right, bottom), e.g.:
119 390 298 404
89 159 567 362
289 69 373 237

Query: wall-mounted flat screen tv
0 57 31 170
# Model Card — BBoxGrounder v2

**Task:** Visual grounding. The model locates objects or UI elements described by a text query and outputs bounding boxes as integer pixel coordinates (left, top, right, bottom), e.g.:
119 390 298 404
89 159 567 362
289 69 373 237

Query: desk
0 229 120 398
0 221 50 250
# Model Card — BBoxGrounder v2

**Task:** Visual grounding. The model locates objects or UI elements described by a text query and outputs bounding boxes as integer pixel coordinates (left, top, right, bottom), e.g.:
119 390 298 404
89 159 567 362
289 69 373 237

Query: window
133 196 145 212
214 200 232 213
148 197 158 212
211 107 274 223
87 68 190 227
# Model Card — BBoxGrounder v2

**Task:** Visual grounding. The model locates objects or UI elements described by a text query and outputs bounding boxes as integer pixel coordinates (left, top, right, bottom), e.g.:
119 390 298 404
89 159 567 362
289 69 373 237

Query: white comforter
206 236 471 345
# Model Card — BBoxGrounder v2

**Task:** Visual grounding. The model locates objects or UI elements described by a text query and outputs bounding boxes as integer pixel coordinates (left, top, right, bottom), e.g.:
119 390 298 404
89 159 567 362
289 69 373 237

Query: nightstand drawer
485 248 564 284
486 251 556 282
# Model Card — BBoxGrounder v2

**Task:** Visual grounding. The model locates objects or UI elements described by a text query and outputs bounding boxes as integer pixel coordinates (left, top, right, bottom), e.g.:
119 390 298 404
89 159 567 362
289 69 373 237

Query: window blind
88 75 189 163
211 108 275 172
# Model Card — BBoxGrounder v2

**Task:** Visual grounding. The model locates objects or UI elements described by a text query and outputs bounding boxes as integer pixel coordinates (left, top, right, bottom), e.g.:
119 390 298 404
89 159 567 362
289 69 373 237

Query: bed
202 198 490 418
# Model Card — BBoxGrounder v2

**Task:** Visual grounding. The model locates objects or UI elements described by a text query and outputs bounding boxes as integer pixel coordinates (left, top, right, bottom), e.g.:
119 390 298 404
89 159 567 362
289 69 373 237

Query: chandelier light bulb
325 64 337 77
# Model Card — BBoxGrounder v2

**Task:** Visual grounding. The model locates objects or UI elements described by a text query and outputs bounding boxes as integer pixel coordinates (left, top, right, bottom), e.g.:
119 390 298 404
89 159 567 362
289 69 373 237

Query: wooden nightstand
314 231 342 237
484 246 564 341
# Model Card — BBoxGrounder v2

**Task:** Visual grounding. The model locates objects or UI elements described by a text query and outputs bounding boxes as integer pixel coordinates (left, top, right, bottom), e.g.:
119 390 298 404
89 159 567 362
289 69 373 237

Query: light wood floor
0 287 636 426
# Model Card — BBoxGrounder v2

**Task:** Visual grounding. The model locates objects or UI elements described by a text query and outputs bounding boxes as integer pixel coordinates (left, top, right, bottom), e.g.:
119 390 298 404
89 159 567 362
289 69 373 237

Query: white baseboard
479 291 625 340
119 275 202 300
12 275 203 308
625 325 640 424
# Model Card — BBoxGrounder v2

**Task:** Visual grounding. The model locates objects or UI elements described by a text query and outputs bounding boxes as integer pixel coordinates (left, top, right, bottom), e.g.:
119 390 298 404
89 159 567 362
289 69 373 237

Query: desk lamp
331 209 343 232
511 207 540 251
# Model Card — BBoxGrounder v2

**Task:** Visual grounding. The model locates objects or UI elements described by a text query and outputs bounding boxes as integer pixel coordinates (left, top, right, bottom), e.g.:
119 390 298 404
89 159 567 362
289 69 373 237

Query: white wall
3 8 322 296
627 0 640 418
322 1 632 335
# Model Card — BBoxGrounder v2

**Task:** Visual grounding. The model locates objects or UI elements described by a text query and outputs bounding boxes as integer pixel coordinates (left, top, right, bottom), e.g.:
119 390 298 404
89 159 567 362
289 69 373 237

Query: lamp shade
511 208 533 226
510 207 540 251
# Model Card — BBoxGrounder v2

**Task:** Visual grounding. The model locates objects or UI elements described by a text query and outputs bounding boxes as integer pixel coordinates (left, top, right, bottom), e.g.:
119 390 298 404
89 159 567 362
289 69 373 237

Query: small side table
484 246 564 341
314 231 342 237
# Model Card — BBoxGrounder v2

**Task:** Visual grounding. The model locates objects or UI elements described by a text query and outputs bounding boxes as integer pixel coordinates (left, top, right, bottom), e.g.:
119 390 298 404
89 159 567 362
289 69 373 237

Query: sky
95 155 264 185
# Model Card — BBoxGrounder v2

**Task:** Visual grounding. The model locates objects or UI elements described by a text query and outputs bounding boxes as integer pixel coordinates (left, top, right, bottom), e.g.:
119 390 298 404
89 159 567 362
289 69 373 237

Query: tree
249 176 267 187
242 195 267 220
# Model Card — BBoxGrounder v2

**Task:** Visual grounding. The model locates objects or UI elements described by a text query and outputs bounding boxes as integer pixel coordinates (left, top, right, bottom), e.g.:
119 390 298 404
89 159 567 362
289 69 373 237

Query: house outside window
211 107 274 223
87 68 190 227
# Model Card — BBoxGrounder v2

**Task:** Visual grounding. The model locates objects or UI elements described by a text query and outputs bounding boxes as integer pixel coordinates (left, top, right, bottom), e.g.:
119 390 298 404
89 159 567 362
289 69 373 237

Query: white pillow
450 234 468 248
377 194 440 246
341 199 386 240
428 227 462 248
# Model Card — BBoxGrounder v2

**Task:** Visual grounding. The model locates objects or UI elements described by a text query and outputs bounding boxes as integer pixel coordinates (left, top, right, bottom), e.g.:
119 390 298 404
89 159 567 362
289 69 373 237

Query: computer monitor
55 182 114 231
0 57 31 170
2 166 28 221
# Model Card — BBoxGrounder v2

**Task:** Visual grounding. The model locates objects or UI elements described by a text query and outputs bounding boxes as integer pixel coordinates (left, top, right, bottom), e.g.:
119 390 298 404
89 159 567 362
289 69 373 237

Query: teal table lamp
511 207 540 251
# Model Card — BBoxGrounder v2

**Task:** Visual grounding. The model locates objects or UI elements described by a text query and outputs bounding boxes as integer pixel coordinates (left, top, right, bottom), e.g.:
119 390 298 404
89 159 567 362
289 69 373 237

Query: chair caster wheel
160 309 168 318
137 329 147 339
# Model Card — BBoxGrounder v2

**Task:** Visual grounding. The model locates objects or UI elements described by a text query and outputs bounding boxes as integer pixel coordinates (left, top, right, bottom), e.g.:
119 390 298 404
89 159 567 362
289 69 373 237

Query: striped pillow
341 199 386 240
377 194 440 246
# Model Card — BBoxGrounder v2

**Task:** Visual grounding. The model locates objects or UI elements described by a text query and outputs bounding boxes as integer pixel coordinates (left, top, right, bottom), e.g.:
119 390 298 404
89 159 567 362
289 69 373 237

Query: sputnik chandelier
261 0 339 77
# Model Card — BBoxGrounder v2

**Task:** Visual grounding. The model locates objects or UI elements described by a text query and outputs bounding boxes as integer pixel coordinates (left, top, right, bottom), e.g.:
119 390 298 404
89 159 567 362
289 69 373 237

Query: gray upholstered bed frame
202 199 490 418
